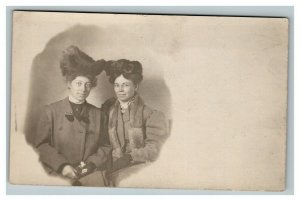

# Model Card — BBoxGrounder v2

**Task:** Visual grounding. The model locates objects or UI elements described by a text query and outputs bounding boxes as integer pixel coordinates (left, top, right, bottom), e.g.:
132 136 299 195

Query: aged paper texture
10 11 288 191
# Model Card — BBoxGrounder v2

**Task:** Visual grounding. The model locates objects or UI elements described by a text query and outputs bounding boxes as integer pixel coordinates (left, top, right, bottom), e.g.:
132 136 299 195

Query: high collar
69 95 86 104
113 94 142 108
62 97 74 114
63 97 90 124
118 95 137 112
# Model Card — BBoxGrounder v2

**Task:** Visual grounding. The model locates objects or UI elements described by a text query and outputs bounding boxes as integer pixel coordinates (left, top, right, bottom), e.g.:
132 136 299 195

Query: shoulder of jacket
42 101 60 119
143 105 165 120
86 102 98 110
85 102 107 117
143 105 154 115
46 100 64 112
101 97 117 111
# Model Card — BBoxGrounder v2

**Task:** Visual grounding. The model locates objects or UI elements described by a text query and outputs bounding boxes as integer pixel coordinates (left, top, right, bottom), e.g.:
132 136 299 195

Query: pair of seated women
34 46 169 186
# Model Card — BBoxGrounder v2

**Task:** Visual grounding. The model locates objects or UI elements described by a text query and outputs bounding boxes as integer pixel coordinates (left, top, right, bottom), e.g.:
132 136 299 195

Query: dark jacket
35 97 111 174
102 95 169 163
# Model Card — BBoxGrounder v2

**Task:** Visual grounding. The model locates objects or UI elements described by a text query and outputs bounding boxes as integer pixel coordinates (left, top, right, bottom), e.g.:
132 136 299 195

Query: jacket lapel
108 95 145 151
108 99 121 149
80 103 90 125
63 97 74 122
63 97 90 129
129 95 144 128
109 99 119 129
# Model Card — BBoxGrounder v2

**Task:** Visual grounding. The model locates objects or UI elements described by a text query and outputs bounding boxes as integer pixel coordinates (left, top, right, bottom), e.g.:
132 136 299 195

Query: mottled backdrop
10 12 288 190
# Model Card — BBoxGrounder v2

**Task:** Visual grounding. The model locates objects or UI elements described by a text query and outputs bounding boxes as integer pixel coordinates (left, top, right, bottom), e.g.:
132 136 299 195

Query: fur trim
60 45 105 77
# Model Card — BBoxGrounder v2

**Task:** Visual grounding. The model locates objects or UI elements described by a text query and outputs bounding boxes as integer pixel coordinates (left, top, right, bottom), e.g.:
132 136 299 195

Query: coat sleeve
86 111 112 169
130 110 169 162
35 106 69 173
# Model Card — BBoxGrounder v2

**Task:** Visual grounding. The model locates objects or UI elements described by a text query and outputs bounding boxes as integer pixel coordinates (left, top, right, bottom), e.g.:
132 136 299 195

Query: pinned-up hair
104 59 143 85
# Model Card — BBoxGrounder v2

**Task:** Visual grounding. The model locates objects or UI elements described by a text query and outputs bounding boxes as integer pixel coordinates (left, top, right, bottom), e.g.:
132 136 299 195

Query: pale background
9 11 288 191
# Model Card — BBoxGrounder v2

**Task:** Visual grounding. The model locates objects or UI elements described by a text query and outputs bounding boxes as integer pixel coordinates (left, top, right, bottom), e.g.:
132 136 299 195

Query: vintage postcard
9 11 288 191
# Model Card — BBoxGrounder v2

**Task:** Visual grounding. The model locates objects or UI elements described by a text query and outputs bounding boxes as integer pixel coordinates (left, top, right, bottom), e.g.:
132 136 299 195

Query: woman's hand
112 154 133 172
75 162 96 177
61 165 78 179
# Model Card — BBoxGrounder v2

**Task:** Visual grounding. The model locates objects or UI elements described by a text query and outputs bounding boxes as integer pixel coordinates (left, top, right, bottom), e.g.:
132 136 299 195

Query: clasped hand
62 162 96 179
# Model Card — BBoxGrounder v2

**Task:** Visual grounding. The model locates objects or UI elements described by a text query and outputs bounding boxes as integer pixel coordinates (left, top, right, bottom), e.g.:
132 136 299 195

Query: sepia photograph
9 10 289 191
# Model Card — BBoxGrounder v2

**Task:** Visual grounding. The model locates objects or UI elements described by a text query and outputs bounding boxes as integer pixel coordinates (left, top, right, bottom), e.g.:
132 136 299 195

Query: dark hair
105 59 143 85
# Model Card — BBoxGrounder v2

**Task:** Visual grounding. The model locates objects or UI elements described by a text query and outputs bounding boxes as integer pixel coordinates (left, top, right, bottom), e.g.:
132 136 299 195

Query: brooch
65 112 74 122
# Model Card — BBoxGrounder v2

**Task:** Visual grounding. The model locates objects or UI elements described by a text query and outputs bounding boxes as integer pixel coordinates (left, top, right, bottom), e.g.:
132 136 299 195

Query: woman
35 46 111 186
102 59 169 186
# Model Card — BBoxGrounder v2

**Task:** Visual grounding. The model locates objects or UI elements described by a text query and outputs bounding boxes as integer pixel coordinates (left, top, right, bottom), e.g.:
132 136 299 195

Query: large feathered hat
60 45 105 79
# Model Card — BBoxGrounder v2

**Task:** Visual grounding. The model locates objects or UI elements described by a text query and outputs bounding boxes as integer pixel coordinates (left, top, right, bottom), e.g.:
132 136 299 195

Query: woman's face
68 76 92 102
114 75 137 103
